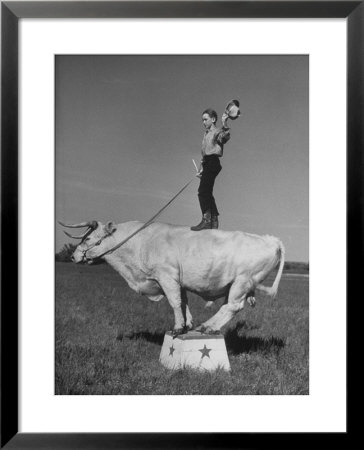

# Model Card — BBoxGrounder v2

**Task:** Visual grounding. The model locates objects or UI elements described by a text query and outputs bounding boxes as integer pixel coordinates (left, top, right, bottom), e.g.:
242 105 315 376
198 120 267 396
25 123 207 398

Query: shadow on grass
117 331 165 345
117 322 285 356
225 323 285 356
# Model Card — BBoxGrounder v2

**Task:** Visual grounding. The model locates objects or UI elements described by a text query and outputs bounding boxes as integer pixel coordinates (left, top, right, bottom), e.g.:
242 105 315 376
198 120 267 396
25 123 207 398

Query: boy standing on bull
191 100 240 231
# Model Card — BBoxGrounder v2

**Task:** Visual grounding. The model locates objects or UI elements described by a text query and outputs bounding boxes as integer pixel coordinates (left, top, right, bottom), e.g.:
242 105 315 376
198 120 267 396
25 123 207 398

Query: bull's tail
256 240 285 299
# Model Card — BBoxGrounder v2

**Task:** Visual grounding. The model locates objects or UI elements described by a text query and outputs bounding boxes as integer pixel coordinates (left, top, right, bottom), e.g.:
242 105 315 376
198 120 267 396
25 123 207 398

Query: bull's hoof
172 327 187 338
196 325 220 335
204 327 220 335
207 329 221 335
247 296 256 308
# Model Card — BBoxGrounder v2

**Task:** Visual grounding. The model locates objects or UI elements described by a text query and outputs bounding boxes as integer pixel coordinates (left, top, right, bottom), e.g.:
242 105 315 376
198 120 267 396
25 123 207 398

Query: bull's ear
105 221 117 234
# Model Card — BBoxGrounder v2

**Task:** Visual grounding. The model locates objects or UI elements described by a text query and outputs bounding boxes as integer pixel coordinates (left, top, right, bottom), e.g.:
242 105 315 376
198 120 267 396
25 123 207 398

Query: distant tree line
55 243 77 262
284 261 309 273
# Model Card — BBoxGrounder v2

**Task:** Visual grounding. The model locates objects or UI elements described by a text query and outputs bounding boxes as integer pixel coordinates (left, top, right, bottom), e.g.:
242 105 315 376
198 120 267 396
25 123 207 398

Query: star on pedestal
199 344 212 359
169 345 175 356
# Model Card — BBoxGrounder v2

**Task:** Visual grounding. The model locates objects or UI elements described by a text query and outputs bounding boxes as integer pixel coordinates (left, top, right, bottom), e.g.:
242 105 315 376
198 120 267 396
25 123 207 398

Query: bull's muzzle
71 250 85 264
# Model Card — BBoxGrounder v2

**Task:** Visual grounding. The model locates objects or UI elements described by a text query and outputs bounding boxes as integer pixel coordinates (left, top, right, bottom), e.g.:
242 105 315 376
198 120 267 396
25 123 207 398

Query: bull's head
59 220 117 264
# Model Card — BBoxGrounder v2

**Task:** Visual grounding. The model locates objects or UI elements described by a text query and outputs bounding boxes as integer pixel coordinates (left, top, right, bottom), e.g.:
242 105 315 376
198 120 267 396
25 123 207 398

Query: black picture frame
1 1 359 448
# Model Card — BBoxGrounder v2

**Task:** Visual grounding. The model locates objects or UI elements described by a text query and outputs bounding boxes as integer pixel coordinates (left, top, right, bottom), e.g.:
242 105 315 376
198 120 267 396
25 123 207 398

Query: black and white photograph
2 0 356 443
55 54 309 395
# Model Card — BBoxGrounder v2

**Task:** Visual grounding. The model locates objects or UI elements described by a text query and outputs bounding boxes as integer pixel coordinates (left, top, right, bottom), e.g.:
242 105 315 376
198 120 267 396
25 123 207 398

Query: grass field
56 262 309 395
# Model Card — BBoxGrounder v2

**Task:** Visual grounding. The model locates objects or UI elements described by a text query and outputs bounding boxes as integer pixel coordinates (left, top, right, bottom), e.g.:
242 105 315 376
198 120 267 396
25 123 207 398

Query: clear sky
56 55 308 261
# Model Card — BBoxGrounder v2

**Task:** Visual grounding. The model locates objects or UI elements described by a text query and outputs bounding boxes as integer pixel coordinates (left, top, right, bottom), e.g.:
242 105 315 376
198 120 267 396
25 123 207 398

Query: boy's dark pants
198 155 222 216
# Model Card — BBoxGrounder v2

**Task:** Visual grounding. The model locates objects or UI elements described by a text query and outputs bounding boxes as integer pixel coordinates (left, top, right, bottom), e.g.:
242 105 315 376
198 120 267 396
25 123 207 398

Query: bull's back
120 221 279 274
178 228 276 262
148 224 278 286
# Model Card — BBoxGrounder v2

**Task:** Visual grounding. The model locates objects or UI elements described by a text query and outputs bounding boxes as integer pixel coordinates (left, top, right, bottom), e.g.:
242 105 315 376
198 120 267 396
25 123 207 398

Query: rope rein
94 176 195 259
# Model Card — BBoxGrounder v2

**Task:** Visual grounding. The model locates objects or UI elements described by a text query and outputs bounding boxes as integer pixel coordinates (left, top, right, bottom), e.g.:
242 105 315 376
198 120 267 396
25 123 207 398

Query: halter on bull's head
59 220 117 264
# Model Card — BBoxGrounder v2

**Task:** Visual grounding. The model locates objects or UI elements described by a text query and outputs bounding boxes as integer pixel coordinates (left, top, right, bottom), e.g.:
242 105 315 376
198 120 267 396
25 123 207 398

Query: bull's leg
181 290 193 330
158 278 186 335
196 277 252 333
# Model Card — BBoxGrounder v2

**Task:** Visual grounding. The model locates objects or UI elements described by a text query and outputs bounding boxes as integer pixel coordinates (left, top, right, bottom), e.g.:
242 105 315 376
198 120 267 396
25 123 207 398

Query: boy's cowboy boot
211 214 219 229
191 211 212 231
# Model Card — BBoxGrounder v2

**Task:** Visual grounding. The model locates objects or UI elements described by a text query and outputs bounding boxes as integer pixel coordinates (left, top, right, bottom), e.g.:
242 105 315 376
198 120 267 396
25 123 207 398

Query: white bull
60 220 285 335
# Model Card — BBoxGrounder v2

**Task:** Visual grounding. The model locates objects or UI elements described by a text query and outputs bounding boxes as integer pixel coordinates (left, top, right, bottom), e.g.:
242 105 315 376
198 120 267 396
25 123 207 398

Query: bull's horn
58 221 89 228
63 230 90 239
58 220 98 229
